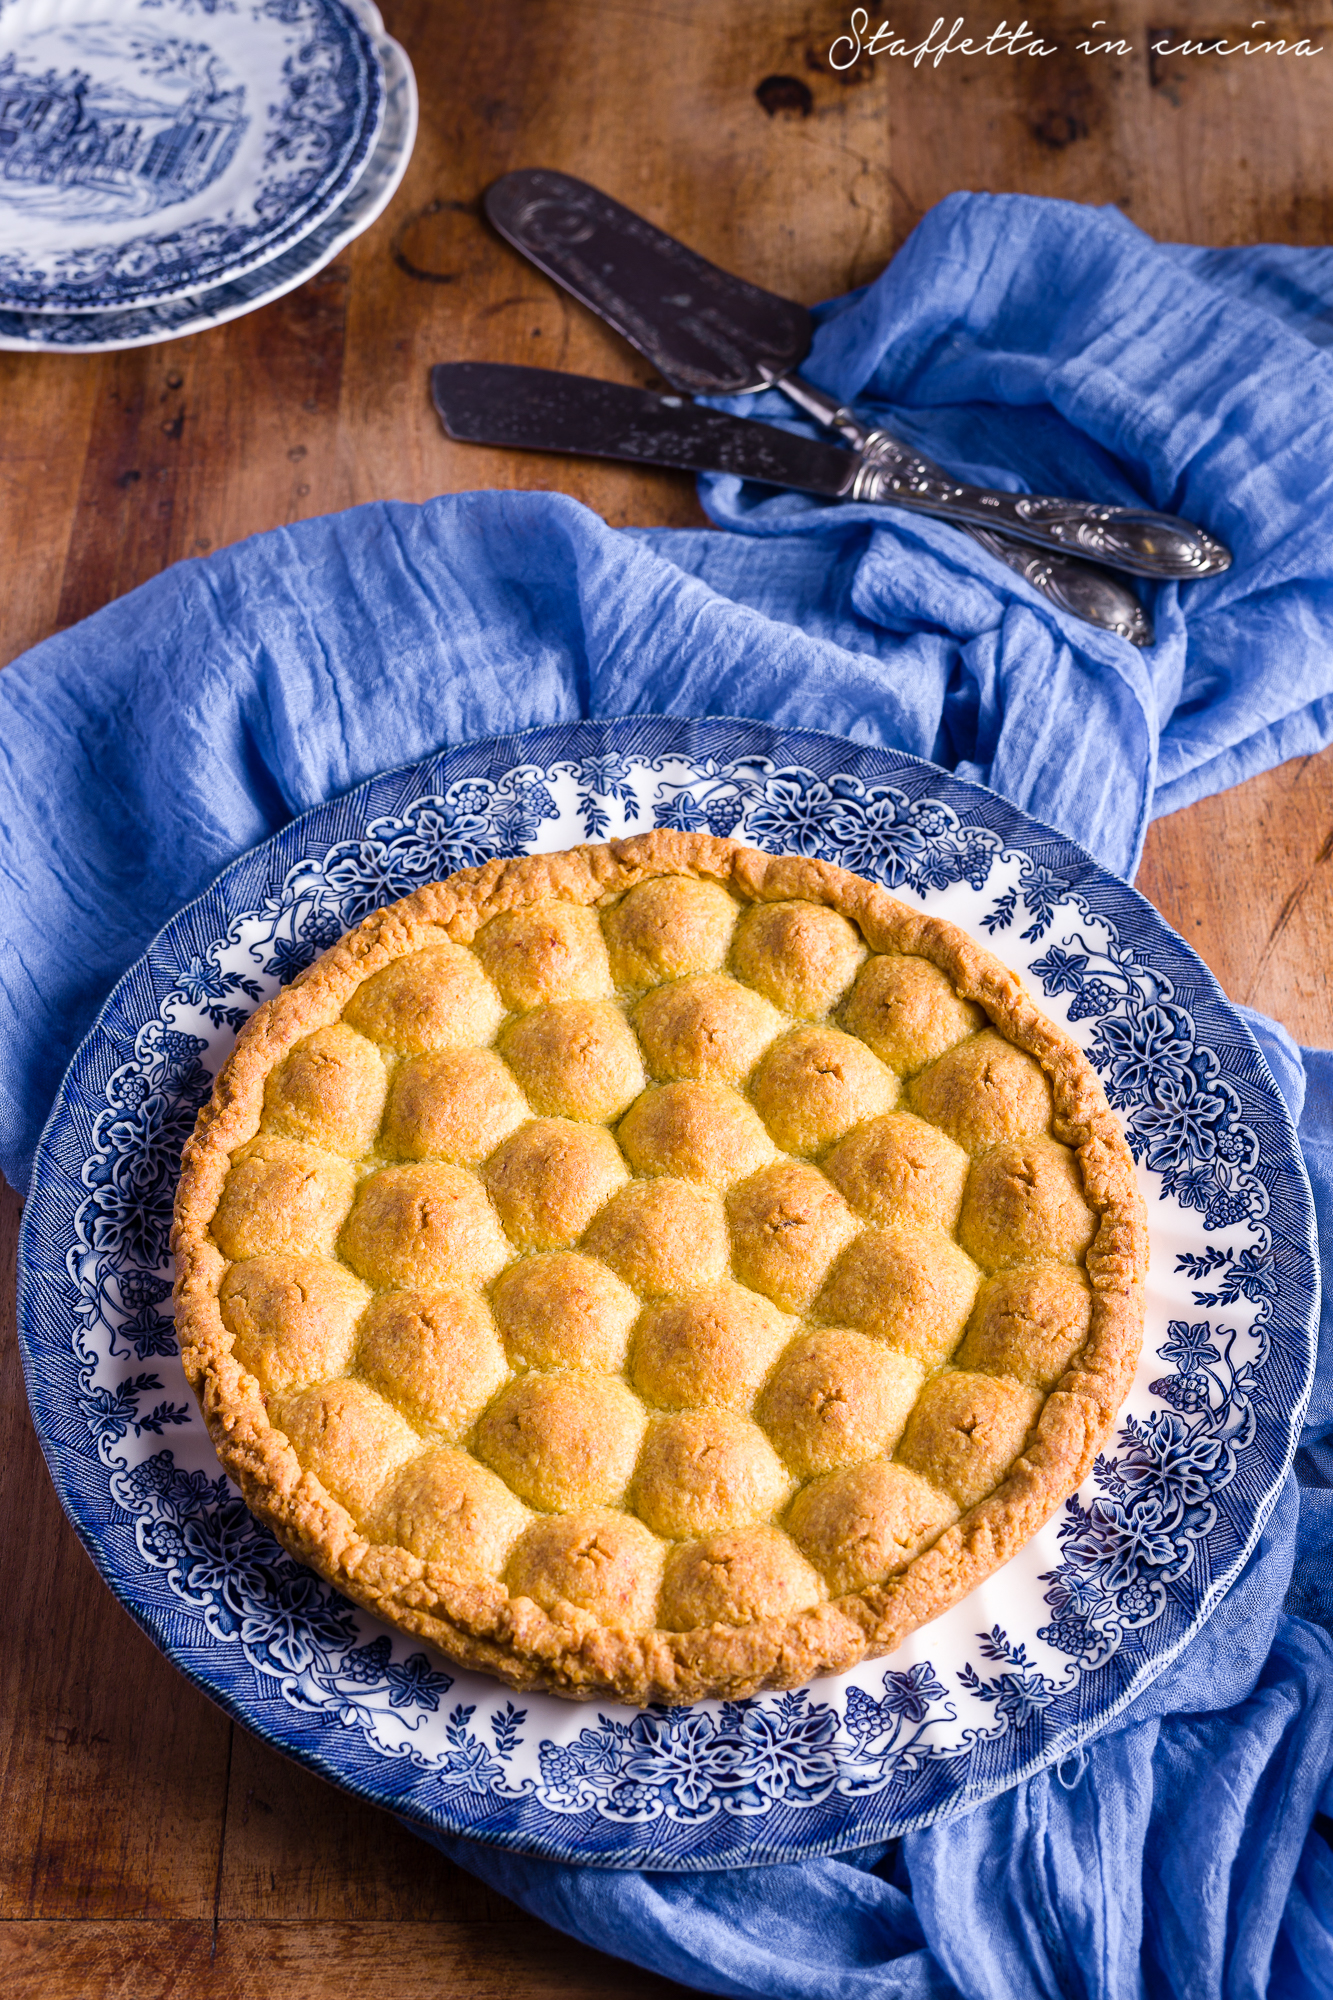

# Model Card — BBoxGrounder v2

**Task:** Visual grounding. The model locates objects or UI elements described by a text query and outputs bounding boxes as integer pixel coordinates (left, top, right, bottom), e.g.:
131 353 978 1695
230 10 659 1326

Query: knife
431 362 1154 645
483 169 1230 585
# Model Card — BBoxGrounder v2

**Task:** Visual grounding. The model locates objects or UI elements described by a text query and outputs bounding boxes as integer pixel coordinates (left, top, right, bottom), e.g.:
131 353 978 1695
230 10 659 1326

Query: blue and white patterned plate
0 0 383 313
0 0 412 350
17 716 1318 1870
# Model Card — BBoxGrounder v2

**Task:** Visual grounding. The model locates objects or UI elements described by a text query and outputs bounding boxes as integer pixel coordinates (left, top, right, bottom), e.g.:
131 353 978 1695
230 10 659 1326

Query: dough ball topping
473 1372 648 1513
725 1160 860 1312
500 1000 646 1123
261 1024 388 1157
787 1460 960 1597
490 1250 639 1373
822 1111 969 1234
337 1162 509 1291
955 1264 1093 1389
505 1509 665 1628
355 1286 508 1437
906 1028 1054 1154
381 1048 528 1165
273 1376 422 1520
367 1446 530 1575
895 1370 1044 1510
581 1177 730 1298
756 1328 925 1479
957 1135 1098 1272
617 1080 776 1188
839 953 984 1076
343 941 505 1054
630 1409 795 1538
603 876 738 989
195 856 1125 1694
632 973 785 1084
474 901 613 1011
629 1282 794 1411
730 899 866 1018
815 1225 983 1369
658 1526 825 1632
749 1026 898 1157
481 1118 629 1251
219 1254 370 1395
212 1136 356 1262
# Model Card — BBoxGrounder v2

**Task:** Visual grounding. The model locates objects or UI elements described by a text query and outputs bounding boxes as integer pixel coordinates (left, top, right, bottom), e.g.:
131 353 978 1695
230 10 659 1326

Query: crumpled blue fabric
426 1024 1333 2000
696 192 1333 850
7 199 1333 1189
1 192 1331 1998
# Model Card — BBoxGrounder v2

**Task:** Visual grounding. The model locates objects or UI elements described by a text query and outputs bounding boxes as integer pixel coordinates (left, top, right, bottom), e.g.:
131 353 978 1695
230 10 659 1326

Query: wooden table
3 5 1330 1994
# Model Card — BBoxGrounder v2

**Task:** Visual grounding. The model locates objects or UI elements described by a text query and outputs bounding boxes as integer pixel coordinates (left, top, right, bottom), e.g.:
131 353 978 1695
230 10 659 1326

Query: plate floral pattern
0 0 382 312
0 0 414 351
18 716 1318 1869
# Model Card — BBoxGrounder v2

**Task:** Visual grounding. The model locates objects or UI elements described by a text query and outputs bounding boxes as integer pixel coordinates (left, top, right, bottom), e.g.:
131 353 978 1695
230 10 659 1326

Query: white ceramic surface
18 716 1317 1869
0 0 384 313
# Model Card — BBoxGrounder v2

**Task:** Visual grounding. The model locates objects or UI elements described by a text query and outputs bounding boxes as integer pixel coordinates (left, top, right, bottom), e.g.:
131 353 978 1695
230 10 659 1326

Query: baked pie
173 833 1147 1704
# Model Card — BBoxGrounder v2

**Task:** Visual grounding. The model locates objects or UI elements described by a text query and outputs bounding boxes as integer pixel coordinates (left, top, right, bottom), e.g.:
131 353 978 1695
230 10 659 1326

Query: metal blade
431 362 856 494
431 363 1153 647
484 169 810 395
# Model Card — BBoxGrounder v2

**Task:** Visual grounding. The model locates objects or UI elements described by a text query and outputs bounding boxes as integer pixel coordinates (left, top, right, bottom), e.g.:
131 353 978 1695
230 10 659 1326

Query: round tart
172 833 1147 1704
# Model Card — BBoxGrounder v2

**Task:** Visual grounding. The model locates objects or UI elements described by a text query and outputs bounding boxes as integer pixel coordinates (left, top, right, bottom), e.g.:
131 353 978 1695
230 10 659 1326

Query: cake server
431 361 1155 646
483 169 1231 584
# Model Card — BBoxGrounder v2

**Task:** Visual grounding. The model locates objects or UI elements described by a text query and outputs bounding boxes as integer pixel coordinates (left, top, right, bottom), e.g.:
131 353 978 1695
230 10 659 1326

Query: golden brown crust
173 833 1147 1705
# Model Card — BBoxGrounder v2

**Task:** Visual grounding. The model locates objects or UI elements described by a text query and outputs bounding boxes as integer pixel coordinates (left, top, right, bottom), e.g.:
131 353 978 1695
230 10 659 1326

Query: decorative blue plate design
0 0 413 350
17 716 1318 1870
0 0 383 313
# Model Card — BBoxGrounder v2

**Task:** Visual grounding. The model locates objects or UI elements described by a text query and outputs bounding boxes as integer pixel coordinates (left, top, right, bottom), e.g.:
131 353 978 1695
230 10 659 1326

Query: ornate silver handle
848 439 1231 577
772 371 1152 643
964 527 1152 647
775 373 1230 581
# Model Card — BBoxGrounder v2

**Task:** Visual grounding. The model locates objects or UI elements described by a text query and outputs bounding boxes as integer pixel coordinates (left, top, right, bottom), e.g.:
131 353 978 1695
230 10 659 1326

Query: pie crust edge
171 830 1149 1705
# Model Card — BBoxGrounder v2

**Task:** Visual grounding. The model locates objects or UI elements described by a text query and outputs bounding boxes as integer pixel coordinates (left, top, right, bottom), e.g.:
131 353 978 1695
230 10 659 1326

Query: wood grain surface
2 3 1330 1995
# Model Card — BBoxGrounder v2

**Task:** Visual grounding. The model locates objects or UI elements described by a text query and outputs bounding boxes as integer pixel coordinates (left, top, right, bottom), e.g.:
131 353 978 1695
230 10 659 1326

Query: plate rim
0 17 416 353
0 0 385 314
16 712 1319 1869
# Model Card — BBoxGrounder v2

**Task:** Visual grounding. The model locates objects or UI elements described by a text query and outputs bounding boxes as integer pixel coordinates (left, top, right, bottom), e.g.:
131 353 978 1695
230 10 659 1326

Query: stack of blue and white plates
0 0 416 352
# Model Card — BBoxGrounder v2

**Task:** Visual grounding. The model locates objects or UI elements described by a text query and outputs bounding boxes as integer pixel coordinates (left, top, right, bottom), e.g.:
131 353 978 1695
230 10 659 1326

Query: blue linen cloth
2 192 1332 1996
430 1020 1333 2000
